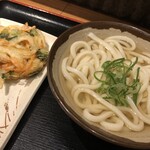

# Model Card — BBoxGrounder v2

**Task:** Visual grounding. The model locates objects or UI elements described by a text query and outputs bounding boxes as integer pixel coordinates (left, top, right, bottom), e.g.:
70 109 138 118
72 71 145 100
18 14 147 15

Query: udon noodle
61 30 150 132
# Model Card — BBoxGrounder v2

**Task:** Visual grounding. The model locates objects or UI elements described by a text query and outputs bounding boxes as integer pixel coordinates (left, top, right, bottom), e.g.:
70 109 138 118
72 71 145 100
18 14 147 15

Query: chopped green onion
2 71 14 79
0 29 9 39
94 57 141 106
0 28 18 40
36 48 48 61
28 29 38 36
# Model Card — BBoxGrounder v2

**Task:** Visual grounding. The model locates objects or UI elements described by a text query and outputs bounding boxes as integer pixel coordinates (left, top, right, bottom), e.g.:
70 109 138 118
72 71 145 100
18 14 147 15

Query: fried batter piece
0 23 49 88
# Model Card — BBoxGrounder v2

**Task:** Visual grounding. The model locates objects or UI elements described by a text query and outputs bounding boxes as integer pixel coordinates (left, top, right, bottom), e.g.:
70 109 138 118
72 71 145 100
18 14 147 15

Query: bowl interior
47 21 150 149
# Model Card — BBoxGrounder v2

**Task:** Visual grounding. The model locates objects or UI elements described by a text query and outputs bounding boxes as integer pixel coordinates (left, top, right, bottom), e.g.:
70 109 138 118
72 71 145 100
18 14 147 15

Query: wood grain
9 0 150 33
9 0 120 23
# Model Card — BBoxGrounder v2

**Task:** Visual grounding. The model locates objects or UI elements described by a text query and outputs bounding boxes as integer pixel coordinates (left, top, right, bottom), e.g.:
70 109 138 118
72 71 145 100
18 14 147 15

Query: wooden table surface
10 0 121 23
10 0 150 33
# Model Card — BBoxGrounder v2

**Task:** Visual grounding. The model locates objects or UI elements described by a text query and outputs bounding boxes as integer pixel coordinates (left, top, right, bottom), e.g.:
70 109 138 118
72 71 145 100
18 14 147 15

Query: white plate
0 18 57 149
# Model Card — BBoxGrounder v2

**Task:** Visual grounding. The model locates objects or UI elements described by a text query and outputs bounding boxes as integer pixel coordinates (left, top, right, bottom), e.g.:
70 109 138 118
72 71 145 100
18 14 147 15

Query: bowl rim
47 21 150 149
